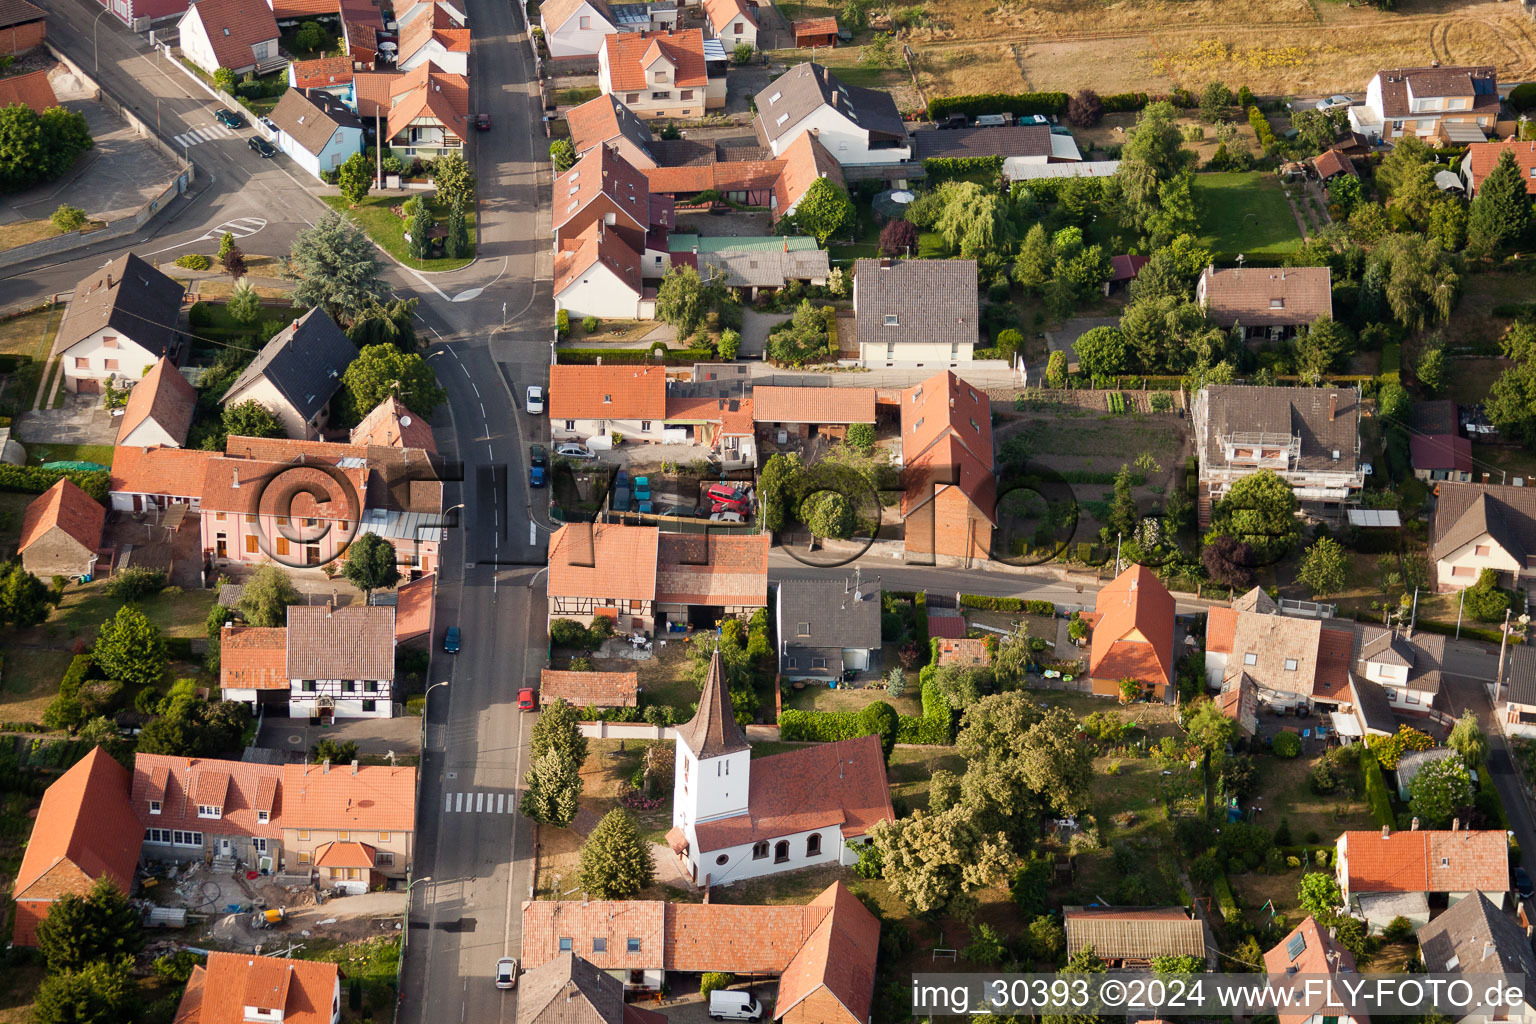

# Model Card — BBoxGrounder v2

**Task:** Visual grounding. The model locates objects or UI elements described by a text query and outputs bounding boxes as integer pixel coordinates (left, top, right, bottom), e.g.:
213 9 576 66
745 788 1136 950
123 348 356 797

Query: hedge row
913 591 930 664
1212 872 1238 917
0 354 33 373
1493 302 1536 320
1247 106 1277 150
778 706 880 742
0 465 109 502
1401 616 1520 646
555 347 715 366
928 92 1069 119
922 155 1003 184
958 594 1056 615
1100 91 1151 113
1359 746 1394 827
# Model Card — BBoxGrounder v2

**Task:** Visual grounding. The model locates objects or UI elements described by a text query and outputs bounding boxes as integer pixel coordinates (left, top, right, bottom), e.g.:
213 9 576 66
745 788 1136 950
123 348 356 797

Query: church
665 650 896 888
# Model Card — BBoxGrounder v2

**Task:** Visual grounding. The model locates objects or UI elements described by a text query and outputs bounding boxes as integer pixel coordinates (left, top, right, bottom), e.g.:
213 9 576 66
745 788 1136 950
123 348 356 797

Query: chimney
1452 817 1460 832
351 759 359 774
232 470 240 488
1484 473 1492 484
323 759 331 773
1381 825 1391 839
1329 394 1337 422
1411 816 1420 830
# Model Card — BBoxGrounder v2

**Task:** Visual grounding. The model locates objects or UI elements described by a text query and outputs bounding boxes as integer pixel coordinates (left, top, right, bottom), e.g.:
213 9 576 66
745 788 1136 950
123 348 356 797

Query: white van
708 991 763 1021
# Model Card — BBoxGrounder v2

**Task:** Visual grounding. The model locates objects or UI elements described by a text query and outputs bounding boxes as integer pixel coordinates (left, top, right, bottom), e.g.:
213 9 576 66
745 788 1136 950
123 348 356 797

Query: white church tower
672 648 750 844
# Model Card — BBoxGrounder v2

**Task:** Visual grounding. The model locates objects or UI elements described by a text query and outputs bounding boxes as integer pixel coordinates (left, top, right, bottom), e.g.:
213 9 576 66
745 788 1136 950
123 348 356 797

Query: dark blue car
444 626 460 653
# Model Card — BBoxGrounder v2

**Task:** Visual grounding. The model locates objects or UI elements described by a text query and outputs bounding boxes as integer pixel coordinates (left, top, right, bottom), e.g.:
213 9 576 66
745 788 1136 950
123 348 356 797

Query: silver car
555 443 595 459
495 957 518 990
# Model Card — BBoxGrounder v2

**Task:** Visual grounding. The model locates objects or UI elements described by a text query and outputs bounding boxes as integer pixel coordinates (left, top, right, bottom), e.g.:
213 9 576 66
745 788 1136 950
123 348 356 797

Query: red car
517 687 537 711
706 483 747 505
475 113 491 131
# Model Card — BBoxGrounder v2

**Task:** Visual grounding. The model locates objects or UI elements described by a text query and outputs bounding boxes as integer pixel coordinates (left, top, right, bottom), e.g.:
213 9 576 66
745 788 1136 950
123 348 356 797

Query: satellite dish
400 415 413 426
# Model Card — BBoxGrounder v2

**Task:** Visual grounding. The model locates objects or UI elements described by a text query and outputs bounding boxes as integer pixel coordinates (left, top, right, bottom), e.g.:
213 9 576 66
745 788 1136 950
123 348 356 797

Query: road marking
472 383 480 398
455 792 464 812
476 792 485 812
198 216 266 241
443 790 518 813
496 793 505 813
172 123 235 147
479 403 486 418
445 793 452 812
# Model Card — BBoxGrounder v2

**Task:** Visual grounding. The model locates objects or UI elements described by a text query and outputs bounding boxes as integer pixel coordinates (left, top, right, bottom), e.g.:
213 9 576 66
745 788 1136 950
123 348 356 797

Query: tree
960 698 1094 818
1074 326 1128 379
521 749 582 827
341 343 447 418
1199 81 1232 123
1298 536 1349 597
337 151 372 205
238 565 302 627
432 151 476 211
655 264 712 335
1292 315 1351 381
1201 533 1256 589
348 298 419 350
1066 89 1103 128
791 176 855 245
1468 148 1532 256
1206 469 1299 561
287 211 388 324
444 199 468 258
294 20 326 50
1416 343 1447 395
1109 101 1193 239
531 697 588 766
1013 223 1053 292
1408 754 1473 827
1119 294 1227 373
36 878 142 972
227 279 262 324
311 737 358 764
1448 711 1489 770
869 807 1012 917
579 808 655 898
1107 464 1139 540
1128 234 1212 303
341 532 401 596
1376 135 1431 196
934 181 1015 258
1046 350 1067 388
93 605 166 688
879 218 918 257
1297 871 1343 923
800 490 854 539
1462 568 1512 623
718 327 741 360
224 399 284 440
213 67 237 92
407 201 433 260
758 452 802 532
1290 107 1348 154
845 422 876 454
1487 322 1536 446
732 41 754 63
1369 724 1435 769
0 103 93 193
1367 232 1460 333
1151 954 1206 976
0 561 51 626
51 204 87 232
549 138 576 172
1184 697 1238 761
33 958 137 1024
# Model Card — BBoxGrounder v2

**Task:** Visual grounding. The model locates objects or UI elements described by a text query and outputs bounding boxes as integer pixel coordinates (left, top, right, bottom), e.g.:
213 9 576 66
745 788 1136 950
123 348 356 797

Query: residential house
607 0 676 35
280 760 416 889
1499 645 1536 739
1351 66 1499 142
540 0 617 59
117 355 198 447
1394 747 1463 802
553 143 655 254
1262 916 1366 1024
351 396 437 452
172 951 341 1024
1204 590 1357 710
0 0 46 54
1086 564 1177 701
516 953 669 1024
538 669 639 708
659 394 755 465
1190 385 1365 523
220 308 357 439
547 522 660 632
752 62 910 165
1217 673 1258 738
339 0 386 68
566 92 658 166
1334 827 1509 913
554 221 650 319
0 67 57 112
12 747 143 945
19 478 105 579
774 575 881 681
1418 891 1536 1024
769 131 844 223
751 385 875 441
355 62 469 158
1431 481 1536 592
267 87 364 182
911 123 1081 164
58 252 185 395
1354 625 1445 714
133 754 283 871
791 16 837 47
549 364 668 444
668 650 894 885
289 55 355 101
177 0 279 76
1063 907 1207 968
898 370 996 562
387 572 436 645
1339 674 1398 744
219 624 289 712
94 0 193 28
397 3 469 73
1195 265 1333 340
108 446 218 512
1461 140 1536 197
643 150 783 211
598 29 722 120
1411 433 1473 483
1106 253 1149 295
701 0 755 49
198 452 367 568
684 246 831 301
853 258 978 366
285 604 397 720
654 532 768 629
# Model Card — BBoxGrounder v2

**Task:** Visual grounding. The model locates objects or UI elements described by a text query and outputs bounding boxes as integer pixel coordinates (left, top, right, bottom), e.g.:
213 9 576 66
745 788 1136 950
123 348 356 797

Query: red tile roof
1411 433 1473 473
117 356 197 446
19 478 105 556
776 882 881 1024
772 132 843 219
0 68 57 114
655 533 768 606
1338 829 1508 894
553 220 643 300
313 840 377 867
1465 141 1536 196
539 669 639 707
1312 148 1354 181
383 62 468 141
268 0 337 17
290 55 355 89
393 573 435 643
399 3 468 63
15 747 142 902
1262 916 1356 1024
792 16 838 36
351 396 437 452
279 763 417 832
1089 564 1176 687
520 899 668 971
750 386 875 425
553 143 652 235
665 902 825 974
220 625 289 690
133 753 284 838
110 446 218 500
899 371 995 520
1312 624 1356 703
186 0 279 72
1110 253 1149 283
548 523 660 602
566 93 651 158
602 29 706 92
1205 607 1236 653
702 0 754 32
173 952 338 1024
899 433 997 525
935 637 989 666
548 364 667 421
199 456 367 519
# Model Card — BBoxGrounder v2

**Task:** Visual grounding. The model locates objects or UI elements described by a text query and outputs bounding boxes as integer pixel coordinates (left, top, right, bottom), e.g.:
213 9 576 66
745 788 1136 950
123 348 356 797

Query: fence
576 721 676 740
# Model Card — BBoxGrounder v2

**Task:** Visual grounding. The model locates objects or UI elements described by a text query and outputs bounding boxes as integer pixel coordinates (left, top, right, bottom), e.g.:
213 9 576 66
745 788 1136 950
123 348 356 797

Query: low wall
576 721 676 740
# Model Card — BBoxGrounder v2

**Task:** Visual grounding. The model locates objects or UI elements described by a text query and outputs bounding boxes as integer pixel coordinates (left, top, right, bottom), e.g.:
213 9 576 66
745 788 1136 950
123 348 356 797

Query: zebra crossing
171 123 238 148
443 790 517 815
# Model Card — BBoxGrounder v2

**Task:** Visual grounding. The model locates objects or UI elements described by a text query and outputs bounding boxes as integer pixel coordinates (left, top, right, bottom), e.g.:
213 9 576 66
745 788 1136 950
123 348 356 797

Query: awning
1331 711 1363 738
665 826 688 855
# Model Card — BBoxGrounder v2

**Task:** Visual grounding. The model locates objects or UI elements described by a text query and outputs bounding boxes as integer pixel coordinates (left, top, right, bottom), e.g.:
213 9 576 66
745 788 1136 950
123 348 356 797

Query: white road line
486 444 493 460
476 792 485 812
445 793 452 812
455 792 464 812
496 793 505 813
479 403 486 418
472 383 480 398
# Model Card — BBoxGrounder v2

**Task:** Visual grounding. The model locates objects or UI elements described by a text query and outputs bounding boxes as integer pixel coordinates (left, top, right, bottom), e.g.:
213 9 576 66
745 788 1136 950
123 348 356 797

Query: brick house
553 220 651 320
397 5 469 73
174 951 341 1024
547 522 660 632
899 370 996 562
19 478 105 579
116 356 198 448
0 0 47 55
1195 265 1333 341
351 395 437 451
58 253 185 395
1431 481 1536 592
549 364 668 444
280 761 416 892
1086 565 1176 701
538 669 639 708
132 753 284 871
108 446 217 513
220 309 357 440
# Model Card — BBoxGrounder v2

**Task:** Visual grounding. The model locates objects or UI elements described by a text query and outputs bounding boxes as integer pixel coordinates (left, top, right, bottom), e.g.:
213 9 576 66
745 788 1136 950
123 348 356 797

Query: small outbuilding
19 478 105 579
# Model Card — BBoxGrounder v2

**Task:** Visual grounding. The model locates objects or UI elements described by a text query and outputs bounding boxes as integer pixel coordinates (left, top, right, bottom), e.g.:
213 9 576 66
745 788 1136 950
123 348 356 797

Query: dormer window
257 810 269 823
149 800 161 815
198 804 222 819
796 622 810 636
775 113 788 126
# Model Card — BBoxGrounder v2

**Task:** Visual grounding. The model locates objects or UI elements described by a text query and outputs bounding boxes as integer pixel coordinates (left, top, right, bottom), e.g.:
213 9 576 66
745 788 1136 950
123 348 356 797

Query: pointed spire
675 648 750 759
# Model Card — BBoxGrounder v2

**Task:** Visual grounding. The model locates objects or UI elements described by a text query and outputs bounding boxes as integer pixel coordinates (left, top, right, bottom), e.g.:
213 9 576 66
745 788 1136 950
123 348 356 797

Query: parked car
215 107 246 129
1515 867 1533 900
530 443 547 468
934 114 967 130
248 136 277 157
259 115 278 133
476 112 491 130
529 464 546 487
708 991 762 1021
613 470 632 511
709 511 745 523
526 385 544 414
1315 94 1353 111
706 483 748 505
658 504 696 518
444 626 460 653
516 688 536 712
495 957 518 989
711 500 747 515
555 443 595 459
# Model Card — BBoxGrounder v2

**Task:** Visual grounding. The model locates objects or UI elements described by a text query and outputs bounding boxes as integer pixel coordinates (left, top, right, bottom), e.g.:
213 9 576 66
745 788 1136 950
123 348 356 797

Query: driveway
254 714 425 760
14 392 117 444
739 308 786 358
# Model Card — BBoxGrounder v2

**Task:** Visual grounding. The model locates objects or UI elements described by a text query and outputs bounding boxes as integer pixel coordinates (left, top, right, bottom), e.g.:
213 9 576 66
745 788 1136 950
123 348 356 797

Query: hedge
0 465 109 502
1493 302 1536 320
556 347 714 366
913 591 929 661
929 92 1070 119
959 594 1056 615
1510 83 1536 112
1247 105 1277 150
1212 872 1239 917
899 678 954 744
1100 91 1151 113
922 156 1003 184
1398 616 1521 646
1359 746 1394 827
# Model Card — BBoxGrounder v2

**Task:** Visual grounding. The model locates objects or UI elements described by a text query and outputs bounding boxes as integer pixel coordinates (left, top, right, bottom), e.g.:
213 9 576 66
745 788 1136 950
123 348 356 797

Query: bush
0 465 109 501
1509 82 1536 113
1359 746 1395 826
845 422 876 454
1271 731 1302 758
105 567 168 601
581 315 599 333
174 253 211 270
556 308 570 337
50 205 87 232
1247 106 1277 150
928 92 1070 119
1383 915 1414 942
699 973 734 998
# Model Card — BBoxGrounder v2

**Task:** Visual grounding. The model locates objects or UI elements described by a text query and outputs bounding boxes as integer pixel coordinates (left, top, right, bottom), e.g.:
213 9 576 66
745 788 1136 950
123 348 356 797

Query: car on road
709 511 745 523
555 443 595 460
516 688 536 712
476 112 491 131
526 385 544 415
215 108 246 129
529 443 547 487
443 626 460 653
495 957 518 989
529 464 546 487
1315 94 1353 111
248 136 277 158
1516 867 1533 900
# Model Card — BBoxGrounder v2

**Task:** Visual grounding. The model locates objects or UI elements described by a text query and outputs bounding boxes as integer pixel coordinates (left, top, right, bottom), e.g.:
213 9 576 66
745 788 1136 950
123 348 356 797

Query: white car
526 386 544 415
495 957 518 990
709 511 745 523
1315 94 1352 111
555 443 595 460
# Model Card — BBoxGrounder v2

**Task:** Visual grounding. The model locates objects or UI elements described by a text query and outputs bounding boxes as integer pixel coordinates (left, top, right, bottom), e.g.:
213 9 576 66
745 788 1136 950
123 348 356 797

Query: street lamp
93 5 112 73
406 875 433 891
420 680 449 748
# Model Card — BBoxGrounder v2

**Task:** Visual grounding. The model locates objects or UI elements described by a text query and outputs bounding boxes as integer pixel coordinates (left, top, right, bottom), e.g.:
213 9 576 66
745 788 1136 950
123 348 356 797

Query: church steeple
675 648 750 759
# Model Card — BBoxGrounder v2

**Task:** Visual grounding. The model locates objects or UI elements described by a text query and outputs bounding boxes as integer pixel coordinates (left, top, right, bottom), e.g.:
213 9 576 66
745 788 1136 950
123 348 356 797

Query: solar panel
1286 932 1306 960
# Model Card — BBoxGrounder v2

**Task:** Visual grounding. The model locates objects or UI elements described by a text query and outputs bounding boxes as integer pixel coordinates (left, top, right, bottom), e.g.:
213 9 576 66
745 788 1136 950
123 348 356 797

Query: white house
115 355 198 448
548 364 669 444
701 0 755 49
58 253 185 395
1353 626 1445 714
283 605 396 720
752 62 910 166
552 221 651 319
267 88 364 182
396 4 469 74
177 0 278 75
1351 65 1499 141
666 649 894 888
1431 481 1536 592
539 0 616 58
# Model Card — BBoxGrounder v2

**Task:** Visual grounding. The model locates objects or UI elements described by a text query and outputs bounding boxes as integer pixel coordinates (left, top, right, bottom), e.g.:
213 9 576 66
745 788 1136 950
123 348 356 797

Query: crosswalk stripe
445 793 451 813
442 791 517 814
455 792 463 812
476 792 484 812
496 793 504 813
196 127 218 142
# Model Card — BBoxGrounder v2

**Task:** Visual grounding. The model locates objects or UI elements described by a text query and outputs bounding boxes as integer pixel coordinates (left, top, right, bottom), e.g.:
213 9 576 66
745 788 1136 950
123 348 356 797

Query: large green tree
800 490 854 539
1296 871 1343 923
1408 754 1473 827
287 211 388 324
1361 232 1460 333
1448 712 1489 770
36 878 142 973
1291 315 1352 381
341 343 446 419
93 605 167 688
579 808 655 898
1206 469 1299 561
336 151 372 205
1128 233 1212 303
1013 223 1053 291
757 452 802 532
1487 322 1536 446
791 177 855 245
655 264 718 336
1108 101 1194 240
521 749 582 827
0 561 51 626
0 103 93 193
531 697 588 766
1073 326 1129 378
238 565 302 627
933 181 1016 258
1119 294 1227 372
340 532 401 596
869 806 1012 917
347 298 419 350
432 151 476 211
1298 536 1349 597
1468 148 1532 256
33 957 137 1024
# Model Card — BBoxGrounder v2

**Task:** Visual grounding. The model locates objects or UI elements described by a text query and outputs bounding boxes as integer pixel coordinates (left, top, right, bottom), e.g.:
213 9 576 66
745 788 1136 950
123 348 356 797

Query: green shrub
50 205 87 232
700 973 734 998
581 315 600 333
105 566 168 601
1359 746 1395 826
556 308 570 337
174 253 211 271
1271 731 1302 758
1246 106 1277 150
1509 82 1536 112
0 465 108 501
928 92 1070 119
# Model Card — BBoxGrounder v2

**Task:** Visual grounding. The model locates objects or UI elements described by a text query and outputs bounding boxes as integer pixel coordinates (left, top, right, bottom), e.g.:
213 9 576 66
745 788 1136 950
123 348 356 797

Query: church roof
674 648 749 758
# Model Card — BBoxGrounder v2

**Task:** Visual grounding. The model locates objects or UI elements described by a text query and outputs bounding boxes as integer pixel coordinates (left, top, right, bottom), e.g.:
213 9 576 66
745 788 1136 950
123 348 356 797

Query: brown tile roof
268 0 337 17
1110 253 1149 282
133 753 284 837
351 69 401 117
566 93 655 160
517 952 625 1024
399 4 469 63
645 157 785 196
220 625 289 691
1375 66 1499 120
59 252 185 358
772 131 843 217
1223 610 1322 698
553 144 651 235
290 55 355 89
1312 148 1354 181
1199 385 1362 475
750 386 875 425
14 747 142 902
109 446 217 500
666 902 826 974
393 573 435 643
1206 607 1237 653
384 62 468 142
117 356 197 446
0 0 44 28
791 16 837 35
351 396 437 452
1465 141 1536 196
199 456 367 520
313 840 377 867
280 762 417 831
285 604 395 681
899 433 996 526
701 0 754 33
173 952 339 1024
539 669 639 708
675 648 749 759
692 734 894 851
1338 828 1507 894
663 395 755 434
899 370 995 521
655 533 768 606
1417 890 1536 980
553 221 643 300
520 899 668 971
1197 266 1332 327
854 259 978 351
1262 916 1357 1024
775 882 881 1024
1064 907 1205 961
0 68 57 114
548 364 666 422
1089 564 1176 687
912 124 1052 160
268 88 362 157
1433 482 1536 564
1312 624 1357 702
603 29 707 92
186 0 279 71
548 523 659 601
19 478 105 556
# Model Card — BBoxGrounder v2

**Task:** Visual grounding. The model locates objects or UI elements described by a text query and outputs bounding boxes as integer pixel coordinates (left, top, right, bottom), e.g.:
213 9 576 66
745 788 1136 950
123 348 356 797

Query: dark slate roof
1417 890 1536 980
674 649 750 759
1504 644 1536 708
1410 399 1459 436
59 252 186 356
776 577 882 651
1348 676 1396 735
222 307 356 421
851 258 978 350
1353 625 1446 698
1432 482 1536 565
1200 385 1362 475
911 124 1052 160
753 62 906 146
0 0 44 27
516 953 624 1024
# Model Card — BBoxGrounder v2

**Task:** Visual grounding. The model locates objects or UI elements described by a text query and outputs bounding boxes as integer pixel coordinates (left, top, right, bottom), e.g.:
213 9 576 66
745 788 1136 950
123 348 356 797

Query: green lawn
322 195 477 272
24 442 114 467
1192 171 1302 259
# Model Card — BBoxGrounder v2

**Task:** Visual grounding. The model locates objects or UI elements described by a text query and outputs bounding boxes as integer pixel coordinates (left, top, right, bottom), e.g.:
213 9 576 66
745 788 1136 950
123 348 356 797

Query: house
397 3 469 73
1334 827 1508 910
1106 253 1149 294
133 754 283 871
682 247 831 301
1190 385 1365 523
1204 592 1357 710
549 364 668 444
339 0 386 68
751 385 875 441
285 604 397 720
1431 482 1536 592
355 63 469 158
117 355 198 447
0 0 46 54
701 0 755 49
1195 265 1333 340
1354 626 1445 714
58 252 185 395
1312 148 1356 182
854 258 978 366
770 131 844 223
517 953 669 1024
1262 916 1366 1024
753 62 909 165
598 29 722 120
899 370 996 562
1087 564 1176 701
12 747 143 945
791 16 837 48
668 650 894 885
352 395 437 452
935 637 991 668
1411 433 1473 483
177 0 279 75
108 446 218 512
540 0 617 59
538 669 639 708
173 951 341 1024
1340 675 1398 744
221 308 357 439
219 624 289 711
554 221 651 319
1461 141 1536 197
1394 747 1462 802
553 144 655 252
1418 891 1536 1024
1217 673 1258 737
547 522 660 632
654 532 768 629
388 571 436 644
1499 645 1536 739
0 67 57 113
1351 66 1499 142
267 88 364 182
775 576 881 681
19 478 105 579
566 92 658 167
911 124 1081 164
280 761 416 890
659 395 756 465
1063 907 1206 968
290 55 355 99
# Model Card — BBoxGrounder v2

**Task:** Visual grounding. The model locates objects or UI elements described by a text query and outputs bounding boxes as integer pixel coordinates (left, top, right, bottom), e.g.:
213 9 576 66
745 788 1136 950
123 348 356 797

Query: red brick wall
0 20 45 55
12 900 49 946
904 488 992 561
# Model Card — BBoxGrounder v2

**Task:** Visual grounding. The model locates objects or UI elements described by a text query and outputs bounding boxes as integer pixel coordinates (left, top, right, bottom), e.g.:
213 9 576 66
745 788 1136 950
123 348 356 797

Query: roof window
769 90 781 104
1270 298 1284 308
883 314 899 326
1243 652 1258 665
